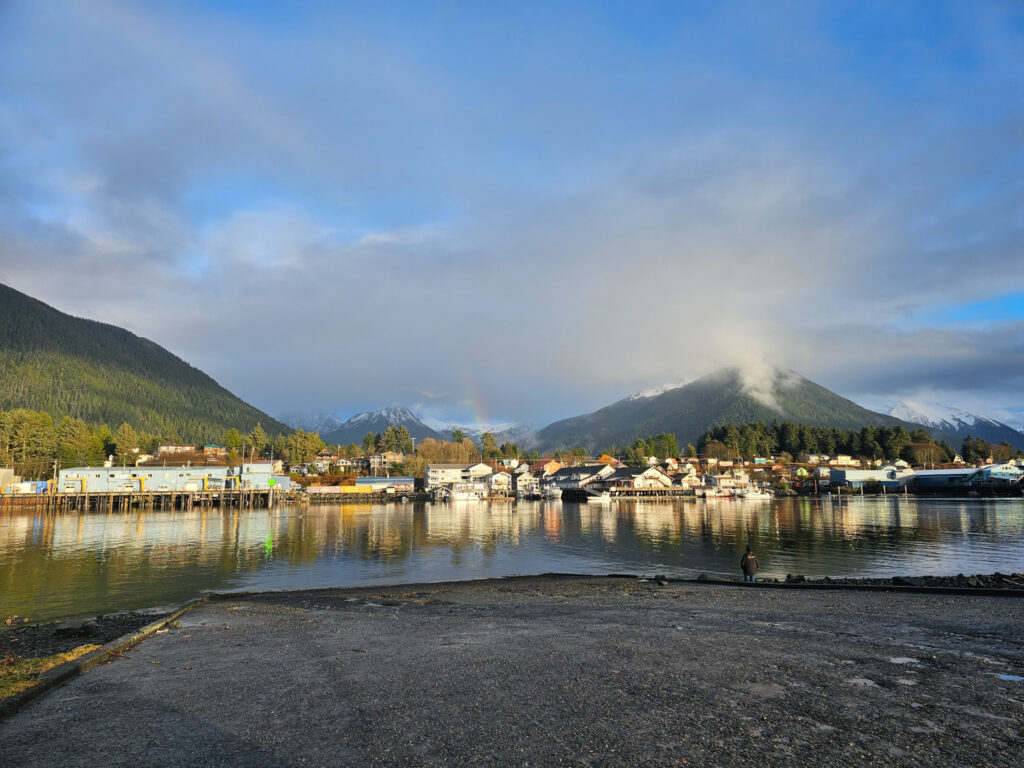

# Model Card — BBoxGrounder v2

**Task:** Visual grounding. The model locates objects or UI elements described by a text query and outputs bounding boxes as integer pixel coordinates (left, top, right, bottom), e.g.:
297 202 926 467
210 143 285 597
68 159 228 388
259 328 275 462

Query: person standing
740 544 758 583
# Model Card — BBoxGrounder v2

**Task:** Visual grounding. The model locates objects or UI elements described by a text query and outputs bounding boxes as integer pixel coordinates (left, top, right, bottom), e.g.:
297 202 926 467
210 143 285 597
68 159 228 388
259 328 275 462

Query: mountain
322 405 444 446
534 367 930 453
419 416 535 446
278 410 347 435
888 401 1024 450
0 282 287 440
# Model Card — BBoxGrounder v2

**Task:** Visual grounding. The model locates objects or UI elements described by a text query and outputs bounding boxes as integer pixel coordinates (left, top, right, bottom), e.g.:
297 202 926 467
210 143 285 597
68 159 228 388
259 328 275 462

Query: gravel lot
1 576 1022 767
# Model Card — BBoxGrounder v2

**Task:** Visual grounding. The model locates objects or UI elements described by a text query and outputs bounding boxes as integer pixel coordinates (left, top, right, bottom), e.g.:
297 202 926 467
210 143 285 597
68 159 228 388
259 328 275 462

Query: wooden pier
0 488 276 514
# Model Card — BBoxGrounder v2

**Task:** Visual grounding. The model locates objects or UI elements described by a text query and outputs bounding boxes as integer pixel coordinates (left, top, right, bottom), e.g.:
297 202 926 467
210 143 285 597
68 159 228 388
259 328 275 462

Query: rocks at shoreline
796 572 1024 590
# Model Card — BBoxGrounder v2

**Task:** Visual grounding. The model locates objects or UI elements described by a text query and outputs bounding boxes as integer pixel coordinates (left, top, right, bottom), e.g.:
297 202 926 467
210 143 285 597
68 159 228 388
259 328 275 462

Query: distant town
2 418 1022 507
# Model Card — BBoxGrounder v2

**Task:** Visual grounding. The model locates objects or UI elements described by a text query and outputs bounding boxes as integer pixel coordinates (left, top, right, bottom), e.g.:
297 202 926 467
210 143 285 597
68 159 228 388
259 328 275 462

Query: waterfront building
488 471 512 494
546 464 615 491
829 467 913 490
57 462 280 493
354 476 415 493
425 463 492 490
514 472 541 496
598 466 673 491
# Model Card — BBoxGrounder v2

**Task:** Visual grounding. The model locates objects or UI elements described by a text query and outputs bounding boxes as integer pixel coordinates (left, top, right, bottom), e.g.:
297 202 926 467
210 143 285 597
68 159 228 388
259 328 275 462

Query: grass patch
0 645 99 700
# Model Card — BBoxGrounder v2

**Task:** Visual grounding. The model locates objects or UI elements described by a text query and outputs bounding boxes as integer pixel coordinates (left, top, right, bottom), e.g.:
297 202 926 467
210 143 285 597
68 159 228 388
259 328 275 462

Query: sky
1 1 1023 429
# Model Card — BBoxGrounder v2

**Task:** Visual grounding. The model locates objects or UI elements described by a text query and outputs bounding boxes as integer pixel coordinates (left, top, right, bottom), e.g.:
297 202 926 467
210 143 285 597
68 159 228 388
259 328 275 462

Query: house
673 473 698 491
370 451 404 473
661 458 679 472
529 460 562 476
315 449 339 464
334 458 363 472
488 471 512 493
546 464 616 490
425 463 493 490
158 444 195 455
514 472 541 496
600 466 673 491
203 444 228 459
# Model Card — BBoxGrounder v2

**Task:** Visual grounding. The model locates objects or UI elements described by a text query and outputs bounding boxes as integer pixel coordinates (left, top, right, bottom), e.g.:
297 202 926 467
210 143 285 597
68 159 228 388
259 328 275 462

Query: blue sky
1 1 1022 428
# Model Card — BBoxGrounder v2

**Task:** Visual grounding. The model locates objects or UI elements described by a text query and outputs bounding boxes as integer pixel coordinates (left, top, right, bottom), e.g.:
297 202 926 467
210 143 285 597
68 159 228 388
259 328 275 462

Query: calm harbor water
2 497 1024 622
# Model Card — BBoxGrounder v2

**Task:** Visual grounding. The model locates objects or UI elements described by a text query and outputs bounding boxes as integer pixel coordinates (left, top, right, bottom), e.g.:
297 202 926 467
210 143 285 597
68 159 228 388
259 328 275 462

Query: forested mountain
535 367 938 453
0 283 287 441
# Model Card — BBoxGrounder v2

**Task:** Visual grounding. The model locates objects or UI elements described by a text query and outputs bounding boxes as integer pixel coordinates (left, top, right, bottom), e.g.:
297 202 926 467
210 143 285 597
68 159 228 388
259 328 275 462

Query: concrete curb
0 597 205 720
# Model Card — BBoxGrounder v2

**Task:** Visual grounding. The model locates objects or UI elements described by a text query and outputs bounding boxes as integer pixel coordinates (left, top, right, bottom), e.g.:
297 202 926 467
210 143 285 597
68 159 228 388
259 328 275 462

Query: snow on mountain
420 415 534 445
277 410 346 434
628 380 687 401
888 400 1024 449
888 400 978 429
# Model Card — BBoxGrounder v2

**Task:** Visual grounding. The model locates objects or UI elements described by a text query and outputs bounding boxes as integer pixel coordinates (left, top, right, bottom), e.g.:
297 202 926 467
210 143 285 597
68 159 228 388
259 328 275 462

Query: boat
701 487 734 498
739 488 772 500
449 482 487 502
586 491 612 503
542 487 562 500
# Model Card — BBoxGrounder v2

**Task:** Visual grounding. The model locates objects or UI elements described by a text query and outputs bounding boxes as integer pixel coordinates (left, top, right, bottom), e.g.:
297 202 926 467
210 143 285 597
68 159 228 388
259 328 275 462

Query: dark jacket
740 552 758 575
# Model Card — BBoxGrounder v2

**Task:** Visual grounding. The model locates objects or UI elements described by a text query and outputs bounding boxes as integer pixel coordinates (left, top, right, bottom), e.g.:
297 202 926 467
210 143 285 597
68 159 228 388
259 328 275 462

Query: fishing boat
586 491 613 503
739 488 772 500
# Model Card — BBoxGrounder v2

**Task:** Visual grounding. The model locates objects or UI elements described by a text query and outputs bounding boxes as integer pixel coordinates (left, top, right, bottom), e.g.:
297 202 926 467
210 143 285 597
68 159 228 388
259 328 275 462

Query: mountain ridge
0 282 287 440
887 400 1024 450
533 367 946 453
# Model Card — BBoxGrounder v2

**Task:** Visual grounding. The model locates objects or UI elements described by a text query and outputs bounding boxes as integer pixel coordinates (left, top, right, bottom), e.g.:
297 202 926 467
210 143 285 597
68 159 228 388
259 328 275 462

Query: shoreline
2 575 1022 766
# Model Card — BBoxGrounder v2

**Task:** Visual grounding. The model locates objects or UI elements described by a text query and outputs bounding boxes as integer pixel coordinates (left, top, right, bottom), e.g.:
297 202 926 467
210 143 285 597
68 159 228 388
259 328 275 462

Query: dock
0 488 276 513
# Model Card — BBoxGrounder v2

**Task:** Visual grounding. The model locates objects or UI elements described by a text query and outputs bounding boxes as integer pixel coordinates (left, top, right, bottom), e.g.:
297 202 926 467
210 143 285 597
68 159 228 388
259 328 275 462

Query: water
2 497 1023 622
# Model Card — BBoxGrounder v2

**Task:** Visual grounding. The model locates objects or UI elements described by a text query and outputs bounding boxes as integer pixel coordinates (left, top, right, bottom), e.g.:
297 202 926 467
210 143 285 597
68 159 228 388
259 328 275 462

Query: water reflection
1 498 1023 622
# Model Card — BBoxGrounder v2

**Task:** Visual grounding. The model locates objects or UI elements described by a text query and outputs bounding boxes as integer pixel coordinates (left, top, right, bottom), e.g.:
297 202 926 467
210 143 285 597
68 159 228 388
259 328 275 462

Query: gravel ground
2 613 170 661
1 576 1022 767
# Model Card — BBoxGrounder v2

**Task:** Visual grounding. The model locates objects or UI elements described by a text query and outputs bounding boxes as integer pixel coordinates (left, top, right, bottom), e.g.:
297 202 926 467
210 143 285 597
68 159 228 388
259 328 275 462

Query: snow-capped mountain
419 416 535 446
320 405 444 446
888 401 1024 450
277 410 347 434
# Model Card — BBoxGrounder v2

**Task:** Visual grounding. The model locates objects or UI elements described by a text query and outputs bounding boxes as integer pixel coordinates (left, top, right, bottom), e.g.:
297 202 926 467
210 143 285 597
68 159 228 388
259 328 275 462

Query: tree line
0 408 329 479
697 421 1020 464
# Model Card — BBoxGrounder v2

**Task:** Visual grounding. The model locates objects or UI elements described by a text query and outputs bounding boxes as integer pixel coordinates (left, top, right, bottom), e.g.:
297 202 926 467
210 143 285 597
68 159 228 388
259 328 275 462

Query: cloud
1 1 1022 425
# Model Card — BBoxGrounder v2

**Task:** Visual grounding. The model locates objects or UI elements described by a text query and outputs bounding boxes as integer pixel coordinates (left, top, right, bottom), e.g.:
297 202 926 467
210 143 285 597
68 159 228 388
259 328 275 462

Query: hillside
534 367 938 452
0 283 287 440
322 405 444 446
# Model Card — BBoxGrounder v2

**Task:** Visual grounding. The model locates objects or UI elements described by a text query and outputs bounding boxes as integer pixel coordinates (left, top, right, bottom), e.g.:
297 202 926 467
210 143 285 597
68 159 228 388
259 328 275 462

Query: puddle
994 673 1024 682
888 657 920 665
895 678 917 686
